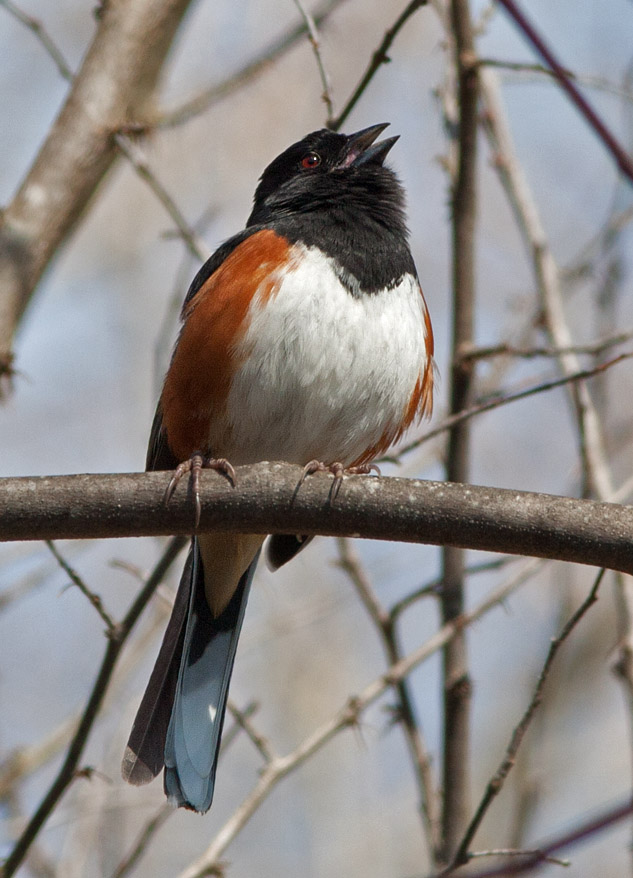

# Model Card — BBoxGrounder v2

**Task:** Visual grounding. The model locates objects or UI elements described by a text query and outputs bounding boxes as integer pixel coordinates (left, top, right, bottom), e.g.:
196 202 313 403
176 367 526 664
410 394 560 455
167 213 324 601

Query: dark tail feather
122 547 193 785
165 539 258 812
122 540 259 812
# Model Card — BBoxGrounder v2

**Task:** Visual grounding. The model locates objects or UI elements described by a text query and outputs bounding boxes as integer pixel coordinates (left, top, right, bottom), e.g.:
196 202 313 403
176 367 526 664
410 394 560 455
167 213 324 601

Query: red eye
300 152 321 169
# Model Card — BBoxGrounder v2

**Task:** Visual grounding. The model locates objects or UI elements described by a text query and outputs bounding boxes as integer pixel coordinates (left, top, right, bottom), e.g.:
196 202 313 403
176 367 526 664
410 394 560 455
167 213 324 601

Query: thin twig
226 700 276 763
46 541 115 632
390 556 524 620
397 350 633 459
292 0 334 120
113 134 209 263
460 330 633 362
158 0 348 128
176 573 531 878
0 0 73 81
0 717 77 801
328 0 429 131
449 797 633 878
478 57 633 104
0 0 196 384
495 0 633 183
481 65 614 495
0 1 210 283
480 64 633 814
1 536 186 877
220 701 258 752
110 804 173 878
467 848 569 867
448 569 605 871
336 538 442 864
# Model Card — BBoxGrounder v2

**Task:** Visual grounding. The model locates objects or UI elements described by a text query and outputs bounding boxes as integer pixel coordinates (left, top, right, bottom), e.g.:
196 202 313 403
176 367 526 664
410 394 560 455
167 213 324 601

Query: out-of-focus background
1 1 633 875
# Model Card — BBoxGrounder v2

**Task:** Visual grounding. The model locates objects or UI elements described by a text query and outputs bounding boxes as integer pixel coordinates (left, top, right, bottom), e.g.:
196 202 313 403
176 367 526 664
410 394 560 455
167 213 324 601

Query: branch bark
1 465 633 575
0 0 195 386
441 0 479 860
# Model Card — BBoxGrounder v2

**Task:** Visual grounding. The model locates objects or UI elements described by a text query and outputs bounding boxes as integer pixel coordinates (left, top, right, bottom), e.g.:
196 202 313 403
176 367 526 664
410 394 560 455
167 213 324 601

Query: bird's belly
216 247 430 466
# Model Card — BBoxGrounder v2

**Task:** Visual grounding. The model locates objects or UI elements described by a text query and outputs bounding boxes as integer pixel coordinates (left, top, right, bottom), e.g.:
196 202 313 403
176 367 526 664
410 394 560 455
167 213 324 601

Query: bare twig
467 848 569 867
460 330 633 362
176 574 530 878
448 569 605 871
449 797 633 878
495 0 633 183
45 541 115 632
397 351 633 457
292 0 335 119
226 700 276 763
390 555 525 619
1 536 186 877
110 804 173 878
336 538 442 864
328 0 429 131
0 0 73 81
480 63 633 823
479 69 611 497
0 717 77 801
158 0 349 128
1 2 211 279
113 134 210 263
478 57 633 106
0 0 195 388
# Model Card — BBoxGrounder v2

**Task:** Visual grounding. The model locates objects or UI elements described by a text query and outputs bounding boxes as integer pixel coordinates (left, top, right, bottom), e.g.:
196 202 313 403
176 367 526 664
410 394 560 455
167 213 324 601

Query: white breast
221 245 430 466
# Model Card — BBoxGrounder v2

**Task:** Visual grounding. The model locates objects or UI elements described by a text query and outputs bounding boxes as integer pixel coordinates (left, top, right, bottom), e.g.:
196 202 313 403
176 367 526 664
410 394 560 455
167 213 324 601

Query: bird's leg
299 460 381 502
164 452 236 527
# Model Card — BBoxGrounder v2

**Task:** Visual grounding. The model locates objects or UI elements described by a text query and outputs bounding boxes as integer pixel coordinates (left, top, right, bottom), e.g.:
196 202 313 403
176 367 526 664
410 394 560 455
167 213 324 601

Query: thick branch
0 0 195 381
441 0 479 859
0 465 633 575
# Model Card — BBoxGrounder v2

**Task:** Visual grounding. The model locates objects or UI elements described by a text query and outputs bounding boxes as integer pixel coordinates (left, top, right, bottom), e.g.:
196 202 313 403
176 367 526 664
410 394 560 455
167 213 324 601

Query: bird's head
248 124 405 229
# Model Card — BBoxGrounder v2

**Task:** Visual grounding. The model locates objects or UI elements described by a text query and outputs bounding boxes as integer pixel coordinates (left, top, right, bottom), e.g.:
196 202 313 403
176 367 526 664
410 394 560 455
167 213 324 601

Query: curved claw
298 459 380 503
163 452 237 527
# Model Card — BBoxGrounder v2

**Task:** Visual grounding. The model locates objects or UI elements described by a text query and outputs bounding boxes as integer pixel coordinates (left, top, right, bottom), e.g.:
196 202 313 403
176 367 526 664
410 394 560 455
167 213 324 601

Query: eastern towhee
121 123 434 812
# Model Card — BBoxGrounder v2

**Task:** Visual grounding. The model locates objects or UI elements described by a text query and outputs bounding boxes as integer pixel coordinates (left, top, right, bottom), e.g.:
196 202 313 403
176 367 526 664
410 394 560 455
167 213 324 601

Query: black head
247 124 406 233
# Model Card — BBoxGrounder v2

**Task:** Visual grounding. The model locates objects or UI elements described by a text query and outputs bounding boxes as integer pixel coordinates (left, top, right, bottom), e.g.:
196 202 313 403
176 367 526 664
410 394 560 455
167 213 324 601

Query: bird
121 123 434 812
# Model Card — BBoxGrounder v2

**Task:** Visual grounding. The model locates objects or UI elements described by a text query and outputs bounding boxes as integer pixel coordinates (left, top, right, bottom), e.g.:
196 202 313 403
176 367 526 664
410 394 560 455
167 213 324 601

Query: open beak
339 123 399 168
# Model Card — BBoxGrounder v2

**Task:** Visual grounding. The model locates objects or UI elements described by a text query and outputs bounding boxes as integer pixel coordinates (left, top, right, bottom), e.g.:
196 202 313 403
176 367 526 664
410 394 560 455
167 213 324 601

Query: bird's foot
299 460 380 502
164 452 236 527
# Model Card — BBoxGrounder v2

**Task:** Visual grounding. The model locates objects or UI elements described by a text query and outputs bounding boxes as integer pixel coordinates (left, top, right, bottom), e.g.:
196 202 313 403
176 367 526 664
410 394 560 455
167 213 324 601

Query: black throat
247 167 416 294
270 211 415 295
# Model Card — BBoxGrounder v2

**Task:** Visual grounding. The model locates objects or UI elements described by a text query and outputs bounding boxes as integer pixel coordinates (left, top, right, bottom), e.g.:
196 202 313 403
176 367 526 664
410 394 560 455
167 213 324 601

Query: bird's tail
122 538 259 812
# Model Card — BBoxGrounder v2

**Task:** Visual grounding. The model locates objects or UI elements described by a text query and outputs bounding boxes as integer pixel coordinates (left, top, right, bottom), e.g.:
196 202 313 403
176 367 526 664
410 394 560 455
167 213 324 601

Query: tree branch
328 0 429 131
440 0 479 860
336 537 442 863
447 796 633 878
1 465 633 575
495 0 633 184
0 0 195 387
157 0 349 128
448 569 604 871
0 536 185 877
